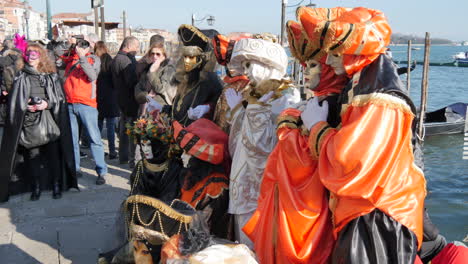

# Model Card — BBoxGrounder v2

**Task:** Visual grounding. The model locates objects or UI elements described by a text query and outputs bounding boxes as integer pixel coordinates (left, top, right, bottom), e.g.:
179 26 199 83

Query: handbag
19 109 60 149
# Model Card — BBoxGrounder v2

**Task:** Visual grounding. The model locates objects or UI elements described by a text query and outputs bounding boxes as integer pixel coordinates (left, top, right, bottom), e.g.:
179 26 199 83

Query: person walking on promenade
63 34 108 185
111 36 140 168
0 43 77 202
95 41 119 160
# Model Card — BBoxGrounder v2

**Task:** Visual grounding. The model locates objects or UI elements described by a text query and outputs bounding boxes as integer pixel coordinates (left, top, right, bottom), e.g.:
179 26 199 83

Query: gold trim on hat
178 24 209 44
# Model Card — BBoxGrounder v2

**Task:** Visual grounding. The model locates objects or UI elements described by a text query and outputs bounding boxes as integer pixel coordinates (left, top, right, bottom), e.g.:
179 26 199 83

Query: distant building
131 28 178 53
0 0 47 40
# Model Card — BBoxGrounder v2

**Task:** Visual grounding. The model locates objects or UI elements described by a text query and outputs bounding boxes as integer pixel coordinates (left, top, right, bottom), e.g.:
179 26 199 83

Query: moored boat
453 52 468 66
424 102 467 136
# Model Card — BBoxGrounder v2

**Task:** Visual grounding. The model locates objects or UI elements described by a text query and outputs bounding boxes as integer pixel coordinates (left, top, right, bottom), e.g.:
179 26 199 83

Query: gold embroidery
143 159 168 172
125 195 193 223
341 93 414 116
276 115 300 126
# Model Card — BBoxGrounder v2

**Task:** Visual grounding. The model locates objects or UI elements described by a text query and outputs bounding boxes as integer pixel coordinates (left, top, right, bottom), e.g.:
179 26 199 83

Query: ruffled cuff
276 111 302 132
308 121 333 159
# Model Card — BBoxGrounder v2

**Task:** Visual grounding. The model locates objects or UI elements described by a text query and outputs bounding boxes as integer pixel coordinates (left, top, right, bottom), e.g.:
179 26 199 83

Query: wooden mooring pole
463 105 468 160
407 40 412 92
418 33 431 142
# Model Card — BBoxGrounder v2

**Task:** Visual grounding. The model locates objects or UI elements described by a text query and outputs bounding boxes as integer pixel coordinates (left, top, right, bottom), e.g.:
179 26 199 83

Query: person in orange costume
295 7 426 263
242 18 349 263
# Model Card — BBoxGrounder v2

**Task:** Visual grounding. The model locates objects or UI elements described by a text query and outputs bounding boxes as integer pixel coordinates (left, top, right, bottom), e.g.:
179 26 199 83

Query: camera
29 96 42 105
76 39 90 49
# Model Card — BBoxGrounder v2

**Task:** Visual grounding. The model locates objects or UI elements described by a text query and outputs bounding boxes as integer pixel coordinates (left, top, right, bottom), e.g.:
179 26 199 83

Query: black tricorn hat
177 24 219 52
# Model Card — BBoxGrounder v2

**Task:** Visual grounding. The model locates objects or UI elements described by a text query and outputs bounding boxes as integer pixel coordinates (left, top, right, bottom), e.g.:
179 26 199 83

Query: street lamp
207 15 215 26
306 0 316 8
46 0 52 39
191 14 215 27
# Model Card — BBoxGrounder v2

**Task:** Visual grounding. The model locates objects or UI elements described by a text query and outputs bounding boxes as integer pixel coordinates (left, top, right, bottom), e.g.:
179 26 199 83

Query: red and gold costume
173 119 232 239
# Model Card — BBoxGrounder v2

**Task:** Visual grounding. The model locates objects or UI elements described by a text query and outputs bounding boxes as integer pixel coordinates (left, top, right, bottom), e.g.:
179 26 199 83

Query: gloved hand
258 91 274 103
146 95 162 112
301 97 329 130
187 107 197 120
188 104 210 120
225 88 242 110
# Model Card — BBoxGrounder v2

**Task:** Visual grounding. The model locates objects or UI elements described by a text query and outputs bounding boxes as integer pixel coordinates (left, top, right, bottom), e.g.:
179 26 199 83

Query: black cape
0 66 78 202
167 69 222 127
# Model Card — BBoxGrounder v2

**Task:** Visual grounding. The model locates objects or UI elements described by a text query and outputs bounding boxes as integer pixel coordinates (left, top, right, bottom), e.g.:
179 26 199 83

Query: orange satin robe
308 93 426 248
243 109 334 264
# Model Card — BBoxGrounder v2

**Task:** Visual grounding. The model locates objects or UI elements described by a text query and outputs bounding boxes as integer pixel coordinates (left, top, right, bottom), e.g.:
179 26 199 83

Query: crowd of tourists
0 5 466 264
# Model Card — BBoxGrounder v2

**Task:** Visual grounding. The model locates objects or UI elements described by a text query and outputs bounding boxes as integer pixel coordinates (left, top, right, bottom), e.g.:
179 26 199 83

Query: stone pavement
0 141 132 264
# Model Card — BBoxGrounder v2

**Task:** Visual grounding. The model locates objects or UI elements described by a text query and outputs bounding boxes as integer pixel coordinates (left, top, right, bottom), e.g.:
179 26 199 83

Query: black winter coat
111 51 139 117
97 53 119 118
0 66 78 202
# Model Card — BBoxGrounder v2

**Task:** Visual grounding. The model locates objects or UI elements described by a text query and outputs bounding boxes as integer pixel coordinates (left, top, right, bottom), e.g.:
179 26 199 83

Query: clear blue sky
30 0 468 41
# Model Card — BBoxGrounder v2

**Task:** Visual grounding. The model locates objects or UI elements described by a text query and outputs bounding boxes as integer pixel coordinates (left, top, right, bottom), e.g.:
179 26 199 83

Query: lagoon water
392 45 467 242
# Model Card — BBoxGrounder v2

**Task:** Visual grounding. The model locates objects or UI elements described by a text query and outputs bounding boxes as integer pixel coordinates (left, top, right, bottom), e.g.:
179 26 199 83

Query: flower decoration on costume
126 111 173 145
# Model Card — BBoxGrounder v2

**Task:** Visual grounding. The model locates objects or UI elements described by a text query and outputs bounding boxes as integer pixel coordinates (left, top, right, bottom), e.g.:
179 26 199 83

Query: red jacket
63 53 100 108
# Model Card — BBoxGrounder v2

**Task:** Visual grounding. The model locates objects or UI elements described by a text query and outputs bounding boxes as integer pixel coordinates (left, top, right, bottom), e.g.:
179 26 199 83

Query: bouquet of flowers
126 111 173 145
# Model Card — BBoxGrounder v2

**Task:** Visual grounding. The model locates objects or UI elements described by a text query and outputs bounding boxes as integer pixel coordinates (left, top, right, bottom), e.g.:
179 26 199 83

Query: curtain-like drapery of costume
227 102 277 215
243 109 334 264
308 92 426 248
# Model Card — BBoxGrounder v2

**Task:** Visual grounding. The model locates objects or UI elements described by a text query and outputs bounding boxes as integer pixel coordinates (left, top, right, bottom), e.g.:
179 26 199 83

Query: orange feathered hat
296 7 391 75
212 34 252 66
212 34 236 66
173 119 228 165
286 20 326 63
298 7 391 56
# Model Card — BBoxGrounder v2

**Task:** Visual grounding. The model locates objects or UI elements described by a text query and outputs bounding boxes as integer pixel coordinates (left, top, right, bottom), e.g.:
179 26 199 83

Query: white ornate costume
225 38 300 247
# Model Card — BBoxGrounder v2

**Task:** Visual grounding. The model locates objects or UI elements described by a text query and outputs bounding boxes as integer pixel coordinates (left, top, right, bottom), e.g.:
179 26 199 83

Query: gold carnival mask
182 46 203 72
184 55 199 72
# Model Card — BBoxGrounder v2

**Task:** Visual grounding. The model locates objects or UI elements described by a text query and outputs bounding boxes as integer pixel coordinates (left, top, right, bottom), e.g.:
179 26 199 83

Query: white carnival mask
241 60 283 86
325 54 346 75
230 38 288 84
304 59 321 90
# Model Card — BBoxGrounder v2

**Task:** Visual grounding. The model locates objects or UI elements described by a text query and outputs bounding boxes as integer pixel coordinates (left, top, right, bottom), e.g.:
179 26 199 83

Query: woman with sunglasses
0 43 77 202
135 43 176 110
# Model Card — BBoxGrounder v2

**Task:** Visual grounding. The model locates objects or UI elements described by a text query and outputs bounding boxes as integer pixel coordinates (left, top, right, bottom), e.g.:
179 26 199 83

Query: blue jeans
68 103 108 176
98 117 117 155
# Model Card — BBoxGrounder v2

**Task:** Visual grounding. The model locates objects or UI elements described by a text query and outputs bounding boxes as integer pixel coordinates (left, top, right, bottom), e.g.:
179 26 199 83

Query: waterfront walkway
0 140 131 264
